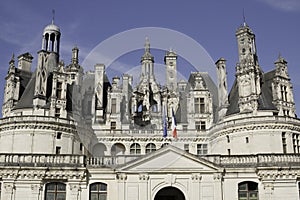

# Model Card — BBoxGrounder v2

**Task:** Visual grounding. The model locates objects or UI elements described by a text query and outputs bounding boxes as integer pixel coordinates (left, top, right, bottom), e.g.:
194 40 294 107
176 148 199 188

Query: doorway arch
154 186 185 200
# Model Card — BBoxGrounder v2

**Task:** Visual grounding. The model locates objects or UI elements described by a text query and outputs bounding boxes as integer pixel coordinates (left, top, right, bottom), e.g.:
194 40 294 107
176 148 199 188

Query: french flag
163 106 167 138
171 108 177 138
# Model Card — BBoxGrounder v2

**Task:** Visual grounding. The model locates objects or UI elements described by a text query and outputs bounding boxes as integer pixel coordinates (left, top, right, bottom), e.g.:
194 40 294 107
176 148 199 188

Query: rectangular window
195 97 205 113
111 122 116 130
282 132 287 154
56 146 61 155
183 125 188 131
293 133 299 153
195 121 206 131
184 144 189 152
197 144 208 155
56 132 62 139
87 100 92 115
55 108 60 118
56 82 62 99
80 143 83 151
111 98 117 113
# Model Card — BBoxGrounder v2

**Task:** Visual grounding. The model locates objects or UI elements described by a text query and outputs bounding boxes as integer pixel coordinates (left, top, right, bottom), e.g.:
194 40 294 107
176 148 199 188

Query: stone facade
0 20 300 200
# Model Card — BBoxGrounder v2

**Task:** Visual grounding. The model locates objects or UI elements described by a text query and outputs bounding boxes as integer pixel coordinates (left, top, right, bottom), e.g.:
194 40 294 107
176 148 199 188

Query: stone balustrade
203 154 300 168
87 155 140 167
0 154 85 167
0 153 300 168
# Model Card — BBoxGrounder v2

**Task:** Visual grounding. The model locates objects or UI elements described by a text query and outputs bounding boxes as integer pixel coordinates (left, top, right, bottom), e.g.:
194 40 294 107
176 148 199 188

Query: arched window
130 143 141 154
90 182 107 200
238 181 258 200
146 143 156 154
45 182 66 200
111 143 126 156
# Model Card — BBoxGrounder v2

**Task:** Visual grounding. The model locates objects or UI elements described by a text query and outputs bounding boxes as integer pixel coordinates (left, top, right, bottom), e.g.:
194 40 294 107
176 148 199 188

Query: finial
9 53 15 66
52 9 55 24
10 53 15 61
243 8 247 27
145 37 150 52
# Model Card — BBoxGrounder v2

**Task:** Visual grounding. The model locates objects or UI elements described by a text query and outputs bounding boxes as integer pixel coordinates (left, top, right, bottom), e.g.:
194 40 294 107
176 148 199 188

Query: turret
216 58 228 120
2 54 17 117
33 19 61 108
235 22 262 113
164 49 177 92
272 55 296 117
141 37 155 80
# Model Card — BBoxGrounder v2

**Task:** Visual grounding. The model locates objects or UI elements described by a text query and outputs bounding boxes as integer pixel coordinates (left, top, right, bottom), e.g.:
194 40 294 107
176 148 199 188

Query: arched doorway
154 186 185 200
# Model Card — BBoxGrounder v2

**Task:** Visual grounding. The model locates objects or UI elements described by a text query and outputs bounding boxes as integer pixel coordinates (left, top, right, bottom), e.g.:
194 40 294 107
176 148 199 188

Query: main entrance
154 186 185 200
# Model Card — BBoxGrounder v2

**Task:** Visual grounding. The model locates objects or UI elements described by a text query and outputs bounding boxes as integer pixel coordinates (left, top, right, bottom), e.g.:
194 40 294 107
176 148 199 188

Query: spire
243 8 247 27
141 37 154 62
52 9 55 24
145 37 150 53
9 53 15 64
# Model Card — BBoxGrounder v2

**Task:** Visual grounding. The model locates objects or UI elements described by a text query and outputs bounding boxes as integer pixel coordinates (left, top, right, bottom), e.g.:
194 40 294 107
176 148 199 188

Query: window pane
239 183 247 190
100 184 107 191
100 194 107 200
46 184 55 191
57 183 66 191
90 193 99 200
56 193 66 200
46 193 55 200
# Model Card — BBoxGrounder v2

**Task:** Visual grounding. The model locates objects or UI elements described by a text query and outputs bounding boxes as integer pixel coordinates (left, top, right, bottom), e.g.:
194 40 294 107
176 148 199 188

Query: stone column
191 173 202 199
138 174 149 200
2 182 15 200
68 183 81 200
116 173 127 200
31 184 42 200
213 173 223 200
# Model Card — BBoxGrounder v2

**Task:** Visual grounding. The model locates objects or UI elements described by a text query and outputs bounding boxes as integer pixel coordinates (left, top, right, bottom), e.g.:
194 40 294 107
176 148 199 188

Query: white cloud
258 0 300 12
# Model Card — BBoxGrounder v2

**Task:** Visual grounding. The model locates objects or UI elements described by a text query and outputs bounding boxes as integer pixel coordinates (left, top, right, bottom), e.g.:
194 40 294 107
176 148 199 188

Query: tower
2 55 17 117
141 37 155 80
272 55 296 117
235 22 262 113
216 57 228 120
33 19 61 107
164 49 177 92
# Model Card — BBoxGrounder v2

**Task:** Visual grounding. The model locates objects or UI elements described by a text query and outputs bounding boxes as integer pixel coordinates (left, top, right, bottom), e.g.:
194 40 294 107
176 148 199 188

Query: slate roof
226 69 278 116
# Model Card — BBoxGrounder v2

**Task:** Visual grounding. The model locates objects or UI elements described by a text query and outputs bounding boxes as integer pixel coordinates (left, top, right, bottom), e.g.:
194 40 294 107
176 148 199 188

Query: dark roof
14 74 36 109
226 80 240 115
226 69 278 116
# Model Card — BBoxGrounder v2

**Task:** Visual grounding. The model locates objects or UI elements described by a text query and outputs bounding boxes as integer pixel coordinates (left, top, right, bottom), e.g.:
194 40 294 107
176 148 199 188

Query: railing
0 153 300 168
203 154 300 168
87 155 140 167
0 154 85 167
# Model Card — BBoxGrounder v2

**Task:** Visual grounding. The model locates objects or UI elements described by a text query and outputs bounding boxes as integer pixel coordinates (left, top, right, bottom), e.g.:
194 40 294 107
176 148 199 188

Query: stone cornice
97 136 208 143
0 115 76 133
0 167 86 180
209 116 300 140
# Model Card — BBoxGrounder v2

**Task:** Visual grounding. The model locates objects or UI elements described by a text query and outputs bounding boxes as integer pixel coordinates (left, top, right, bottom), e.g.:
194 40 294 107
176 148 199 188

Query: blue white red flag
171 108 177 138
163 106 167 138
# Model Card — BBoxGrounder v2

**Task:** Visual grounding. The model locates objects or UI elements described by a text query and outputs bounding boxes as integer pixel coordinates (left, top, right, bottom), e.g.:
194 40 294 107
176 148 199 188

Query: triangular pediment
118 145 219 173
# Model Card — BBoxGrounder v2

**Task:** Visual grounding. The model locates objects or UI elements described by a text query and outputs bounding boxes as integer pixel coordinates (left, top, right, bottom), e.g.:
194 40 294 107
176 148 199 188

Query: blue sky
0 0 300 116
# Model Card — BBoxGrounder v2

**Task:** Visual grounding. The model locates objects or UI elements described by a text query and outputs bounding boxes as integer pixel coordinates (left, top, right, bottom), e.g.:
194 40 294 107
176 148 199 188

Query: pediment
118 145 219 173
